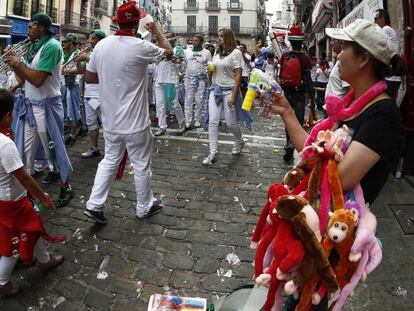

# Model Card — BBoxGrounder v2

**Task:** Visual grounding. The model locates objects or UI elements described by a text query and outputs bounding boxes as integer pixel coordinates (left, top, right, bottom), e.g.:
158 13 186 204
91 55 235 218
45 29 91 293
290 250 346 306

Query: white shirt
311 65 318 81
87 35 164 134
325 61 350 98
383 25 401 82
0 135 26 201
84 50 100 98
241 53 252 77
155 46 182 84
212 49 244 87
263 60 276 78
316 68 328 83
25 44 62 100
184 48 211 77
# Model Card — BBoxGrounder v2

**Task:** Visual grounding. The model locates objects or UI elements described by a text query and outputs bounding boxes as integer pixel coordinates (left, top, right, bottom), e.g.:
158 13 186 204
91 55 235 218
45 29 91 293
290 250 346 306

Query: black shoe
31 170 44 178
137 198 164 219
81 149 101 158
41 171 60 184
54 185 74 208
283 147 294 162
76 128 88 138
83 209 108 224
65 135 76 146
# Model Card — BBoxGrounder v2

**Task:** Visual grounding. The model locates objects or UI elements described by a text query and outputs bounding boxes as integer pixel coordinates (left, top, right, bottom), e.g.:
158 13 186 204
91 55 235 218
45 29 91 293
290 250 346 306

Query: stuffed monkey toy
255 203 305 311
278 196 339 299
294 209 358 311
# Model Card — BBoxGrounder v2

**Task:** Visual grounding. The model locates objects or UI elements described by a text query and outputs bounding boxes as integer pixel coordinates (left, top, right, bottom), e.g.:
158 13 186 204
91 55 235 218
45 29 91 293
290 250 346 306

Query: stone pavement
1 108 414 311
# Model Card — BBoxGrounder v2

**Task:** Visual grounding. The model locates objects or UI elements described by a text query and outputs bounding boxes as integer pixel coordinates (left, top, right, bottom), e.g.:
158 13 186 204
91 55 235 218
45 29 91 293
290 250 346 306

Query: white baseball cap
326 19 397 65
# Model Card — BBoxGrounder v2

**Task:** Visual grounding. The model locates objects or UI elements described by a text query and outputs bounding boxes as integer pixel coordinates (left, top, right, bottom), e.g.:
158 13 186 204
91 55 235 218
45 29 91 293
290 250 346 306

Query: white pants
0 238 50 285
208 90 243 154
86 127 154 216
154 82 185 129
24 105 58 174
184 76 206 124
85 98 101 131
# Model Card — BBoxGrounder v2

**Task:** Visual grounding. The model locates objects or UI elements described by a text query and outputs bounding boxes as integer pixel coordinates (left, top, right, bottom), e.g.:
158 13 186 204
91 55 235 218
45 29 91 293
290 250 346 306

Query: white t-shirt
87 35 164 134
316 68 328 83
212 49 244 87
311 65 318 81
84 50 100 98
325 61 350 98
241 53 252 77
383 25 401 82
263 60 276 78
184 48 211 77
0 135 26 201
155 46 183 84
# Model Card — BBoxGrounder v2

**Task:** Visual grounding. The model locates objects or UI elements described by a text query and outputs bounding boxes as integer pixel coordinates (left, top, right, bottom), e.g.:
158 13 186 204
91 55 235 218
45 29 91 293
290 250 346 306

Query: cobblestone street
1 108 413 311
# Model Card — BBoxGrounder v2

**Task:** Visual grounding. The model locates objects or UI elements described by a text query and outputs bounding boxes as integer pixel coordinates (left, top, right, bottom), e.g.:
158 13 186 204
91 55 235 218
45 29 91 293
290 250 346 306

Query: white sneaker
194 121 202 128
177 124 186 134
185 122 191 129
202 153 217 166
232 139 245 155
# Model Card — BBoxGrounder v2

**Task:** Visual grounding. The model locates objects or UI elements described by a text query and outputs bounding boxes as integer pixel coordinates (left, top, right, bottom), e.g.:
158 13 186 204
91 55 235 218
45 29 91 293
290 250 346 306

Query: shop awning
312 0 333 33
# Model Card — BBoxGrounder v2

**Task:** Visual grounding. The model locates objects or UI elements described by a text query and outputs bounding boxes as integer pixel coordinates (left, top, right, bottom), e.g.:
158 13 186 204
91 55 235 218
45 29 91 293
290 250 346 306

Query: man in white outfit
73 29 106 158
153 33 186 136
183 34 211 129
83 1 171 223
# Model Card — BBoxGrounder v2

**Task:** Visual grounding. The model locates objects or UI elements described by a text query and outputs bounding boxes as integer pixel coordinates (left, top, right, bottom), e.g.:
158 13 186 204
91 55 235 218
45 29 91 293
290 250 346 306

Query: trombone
0 38 31 74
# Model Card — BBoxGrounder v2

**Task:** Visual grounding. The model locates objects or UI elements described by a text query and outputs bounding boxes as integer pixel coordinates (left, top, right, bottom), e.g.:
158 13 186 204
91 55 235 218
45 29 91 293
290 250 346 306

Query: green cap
66 33 79 43
94 29 106 39
31 13 54 34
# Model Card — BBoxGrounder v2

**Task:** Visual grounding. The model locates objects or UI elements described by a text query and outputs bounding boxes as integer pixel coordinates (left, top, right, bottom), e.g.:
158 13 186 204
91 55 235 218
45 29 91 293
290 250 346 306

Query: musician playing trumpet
61 33 83 147
4 13 74 208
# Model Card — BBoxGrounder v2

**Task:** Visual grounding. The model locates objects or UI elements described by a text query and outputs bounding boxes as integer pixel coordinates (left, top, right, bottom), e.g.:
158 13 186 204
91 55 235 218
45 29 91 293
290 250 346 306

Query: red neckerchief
320 65 327 71
0 126 13 140
114 28 135 37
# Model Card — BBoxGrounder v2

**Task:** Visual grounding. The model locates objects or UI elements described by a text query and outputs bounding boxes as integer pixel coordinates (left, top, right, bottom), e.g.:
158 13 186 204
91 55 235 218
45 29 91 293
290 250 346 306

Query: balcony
94 0 108 15
205 1 221 10
227 2 242 11
61 11 94 33
184 2 199 10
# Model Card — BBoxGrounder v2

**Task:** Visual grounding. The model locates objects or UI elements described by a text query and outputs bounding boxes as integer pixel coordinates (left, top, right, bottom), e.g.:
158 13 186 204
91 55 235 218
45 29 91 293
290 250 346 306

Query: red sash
0 196 66 262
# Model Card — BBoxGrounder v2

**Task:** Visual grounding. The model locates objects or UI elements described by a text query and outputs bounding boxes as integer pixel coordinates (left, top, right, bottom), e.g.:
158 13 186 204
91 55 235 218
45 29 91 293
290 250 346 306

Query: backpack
280 53 303 88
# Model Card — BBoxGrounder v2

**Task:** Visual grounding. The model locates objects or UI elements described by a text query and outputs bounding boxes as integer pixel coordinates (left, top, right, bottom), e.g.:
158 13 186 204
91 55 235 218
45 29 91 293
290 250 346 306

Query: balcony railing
227 2 242 10
94 0 108 14
61 11 94 32
184 2 199 10
168 26 260 36
205 1 221 10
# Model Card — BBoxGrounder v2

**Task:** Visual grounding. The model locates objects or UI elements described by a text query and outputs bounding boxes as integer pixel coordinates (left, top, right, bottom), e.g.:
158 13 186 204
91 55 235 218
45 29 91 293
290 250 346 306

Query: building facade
169 0 267 52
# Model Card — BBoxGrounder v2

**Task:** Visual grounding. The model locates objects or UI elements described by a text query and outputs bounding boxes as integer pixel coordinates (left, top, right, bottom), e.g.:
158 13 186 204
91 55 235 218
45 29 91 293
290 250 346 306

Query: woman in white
202 28 245 165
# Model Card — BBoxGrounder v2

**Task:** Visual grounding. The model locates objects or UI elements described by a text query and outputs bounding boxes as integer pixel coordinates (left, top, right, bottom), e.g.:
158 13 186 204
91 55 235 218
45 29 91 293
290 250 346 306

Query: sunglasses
61 40 67 44
28 21 39 29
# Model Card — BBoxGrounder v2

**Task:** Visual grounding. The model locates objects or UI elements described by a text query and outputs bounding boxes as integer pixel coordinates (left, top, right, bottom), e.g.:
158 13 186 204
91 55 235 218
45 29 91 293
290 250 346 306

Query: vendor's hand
40 193 53 209
350 226 373 262
227 96 236 108
269 91 293 117
4 56 22 69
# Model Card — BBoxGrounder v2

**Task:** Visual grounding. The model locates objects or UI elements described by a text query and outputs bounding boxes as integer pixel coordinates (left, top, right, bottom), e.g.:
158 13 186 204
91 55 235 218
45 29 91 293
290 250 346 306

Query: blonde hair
218 28 237 53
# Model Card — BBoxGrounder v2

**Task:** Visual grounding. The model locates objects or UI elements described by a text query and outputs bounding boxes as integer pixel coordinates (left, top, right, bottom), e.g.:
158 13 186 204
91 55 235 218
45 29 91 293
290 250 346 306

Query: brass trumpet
62 45 91 71
0 38 31 74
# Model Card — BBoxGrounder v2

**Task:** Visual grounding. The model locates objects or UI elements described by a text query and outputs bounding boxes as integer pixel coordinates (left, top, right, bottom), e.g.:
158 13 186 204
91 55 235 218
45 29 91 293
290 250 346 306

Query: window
187 0 197 8
209 15 218 33
187 15 196 32
338 0 363 20
31 0 40 16
230 16 240 33
229 0 240 9
208 0 219 7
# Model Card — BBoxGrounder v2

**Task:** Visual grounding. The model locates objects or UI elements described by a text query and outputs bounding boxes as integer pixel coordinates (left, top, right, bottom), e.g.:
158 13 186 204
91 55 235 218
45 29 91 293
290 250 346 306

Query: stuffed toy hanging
255 201 305 311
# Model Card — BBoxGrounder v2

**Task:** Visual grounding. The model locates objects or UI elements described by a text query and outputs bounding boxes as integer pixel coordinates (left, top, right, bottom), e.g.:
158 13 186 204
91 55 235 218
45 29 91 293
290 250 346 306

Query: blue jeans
284 90 306 149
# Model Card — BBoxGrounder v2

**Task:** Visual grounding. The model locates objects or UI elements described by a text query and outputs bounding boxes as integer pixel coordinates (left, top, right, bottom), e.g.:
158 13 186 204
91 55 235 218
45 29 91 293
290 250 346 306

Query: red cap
113 1 141 24
287 25 305 41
